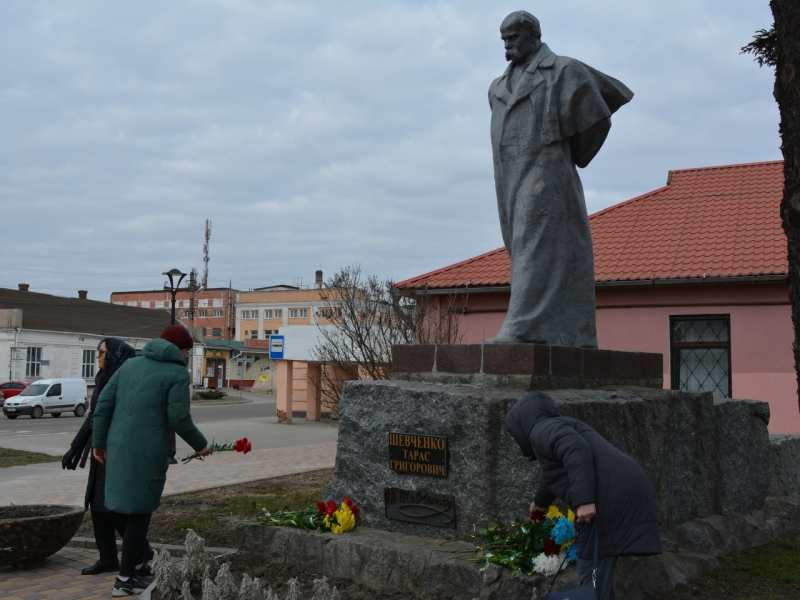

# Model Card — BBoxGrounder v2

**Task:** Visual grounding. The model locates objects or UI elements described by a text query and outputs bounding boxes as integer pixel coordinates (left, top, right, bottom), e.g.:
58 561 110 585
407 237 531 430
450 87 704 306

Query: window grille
670 316 731 398
26 347 42 377
82 350 96 378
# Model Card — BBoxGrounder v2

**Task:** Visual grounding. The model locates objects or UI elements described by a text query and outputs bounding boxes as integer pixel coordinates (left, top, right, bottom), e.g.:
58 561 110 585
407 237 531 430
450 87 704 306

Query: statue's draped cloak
489 43 633 347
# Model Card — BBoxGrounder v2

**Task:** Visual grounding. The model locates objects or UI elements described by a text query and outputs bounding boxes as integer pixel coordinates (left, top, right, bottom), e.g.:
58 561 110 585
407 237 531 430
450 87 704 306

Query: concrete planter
0 504 85 567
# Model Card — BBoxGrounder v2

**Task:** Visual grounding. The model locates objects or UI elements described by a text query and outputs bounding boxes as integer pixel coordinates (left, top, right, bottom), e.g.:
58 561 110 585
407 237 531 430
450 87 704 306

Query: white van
2 378 88 419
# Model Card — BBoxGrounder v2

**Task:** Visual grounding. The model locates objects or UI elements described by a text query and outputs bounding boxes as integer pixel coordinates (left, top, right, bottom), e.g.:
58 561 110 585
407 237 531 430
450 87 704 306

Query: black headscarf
503 391 561 459
91 338 137 411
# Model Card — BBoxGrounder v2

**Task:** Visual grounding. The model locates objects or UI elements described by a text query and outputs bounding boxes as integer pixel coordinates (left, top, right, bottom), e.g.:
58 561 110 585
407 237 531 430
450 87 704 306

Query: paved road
0 390 339 506
0 390 337 457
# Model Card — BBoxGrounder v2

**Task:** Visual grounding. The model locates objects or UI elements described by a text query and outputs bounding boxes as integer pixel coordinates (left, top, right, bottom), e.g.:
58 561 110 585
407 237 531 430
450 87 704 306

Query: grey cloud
0 1 779 297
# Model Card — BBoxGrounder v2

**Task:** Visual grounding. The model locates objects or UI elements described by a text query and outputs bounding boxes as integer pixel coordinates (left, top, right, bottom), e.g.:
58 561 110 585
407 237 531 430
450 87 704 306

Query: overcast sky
0 1 779 299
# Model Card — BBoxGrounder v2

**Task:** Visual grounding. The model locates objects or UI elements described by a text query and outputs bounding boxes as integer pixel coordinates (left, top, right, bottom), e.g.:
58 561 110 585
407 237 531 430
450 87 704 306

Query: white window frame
289 309 298 318
198 310 208 318
274 309 282 319
264 309 273 319
82 349 96 378
213 309 222 317
299 309 308 318
26 347 42 377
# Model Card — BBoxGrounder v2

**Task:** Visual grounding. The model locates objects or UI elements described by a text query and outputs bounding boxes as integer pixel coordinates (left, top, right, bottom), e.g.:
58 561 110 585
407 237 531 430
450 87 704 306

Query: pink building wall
450 282 798 433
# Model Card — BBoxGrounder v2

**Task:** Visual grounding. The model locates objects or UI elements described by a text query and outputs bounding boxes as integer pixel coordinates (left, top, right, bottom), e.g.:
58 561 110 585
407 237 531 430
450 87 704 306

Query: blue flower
566 543 577 563
551 518 575 545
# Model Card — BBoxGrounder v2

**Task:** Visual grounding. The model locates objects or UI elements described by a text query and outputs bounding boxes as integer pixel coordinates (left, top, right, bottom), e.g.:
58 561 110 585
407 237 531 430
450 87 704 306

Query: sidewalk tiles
0 441 337 506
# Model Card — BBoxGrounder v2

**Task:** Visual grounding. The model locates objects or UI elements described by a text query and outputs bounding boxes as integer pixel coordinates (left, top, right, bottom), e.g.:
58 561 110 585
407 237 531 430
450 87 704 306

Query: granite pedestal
326 380 771 539
392 343 663 390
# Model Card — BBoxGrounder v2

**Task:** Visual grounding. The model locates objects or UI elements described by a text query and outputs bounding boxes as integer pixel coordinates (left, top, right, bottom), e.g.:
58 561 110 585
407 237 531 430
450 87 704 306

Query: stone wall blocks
423 551 482 599
769 435 800 496
674 522 720 556
616 554 675 598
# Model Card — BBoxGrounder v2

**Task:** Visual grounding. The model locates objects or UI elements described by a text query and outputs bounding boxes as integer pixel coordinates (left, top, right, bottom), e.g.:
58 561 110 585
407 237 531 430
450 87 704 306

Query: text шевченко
388 433 447 478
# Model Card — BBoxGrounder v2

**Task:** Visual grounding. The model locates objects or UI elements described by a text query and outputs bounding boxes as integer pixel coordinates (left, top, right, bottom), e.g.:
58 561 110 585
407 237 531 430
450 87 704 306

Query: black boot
82 559 120 575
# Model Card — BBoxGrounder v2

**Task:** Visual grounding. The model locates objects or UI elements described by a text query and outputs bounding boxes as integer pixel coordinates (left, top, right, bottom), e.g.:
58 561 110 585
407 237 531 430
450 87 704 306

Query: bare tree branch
308 265 467 416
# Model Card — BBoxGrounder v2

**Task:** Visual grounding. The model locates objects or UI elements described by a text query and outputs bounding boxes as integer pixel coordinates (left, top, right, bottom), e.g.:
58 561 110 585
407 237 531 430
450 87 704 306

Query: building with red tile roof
397 161 797 433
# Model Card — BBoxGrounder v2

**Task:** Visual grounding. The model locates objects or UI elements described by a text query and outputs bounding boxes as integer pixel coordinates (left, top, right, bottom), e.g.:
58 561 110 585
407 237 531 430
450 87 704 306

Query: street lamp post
162 268 187 466
163 269 188 325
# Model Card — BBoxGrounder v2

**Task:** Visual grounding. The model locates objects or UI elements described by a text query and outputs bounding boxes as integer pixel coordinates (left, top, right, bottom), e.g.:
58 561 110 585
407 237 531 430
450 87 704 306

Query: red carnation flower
530 510 546 523
244 442 252 454
543 537 560 557
234 440 244 452
316 501 326 515
326 500 337 516
343 497 353 506
350 505 359 516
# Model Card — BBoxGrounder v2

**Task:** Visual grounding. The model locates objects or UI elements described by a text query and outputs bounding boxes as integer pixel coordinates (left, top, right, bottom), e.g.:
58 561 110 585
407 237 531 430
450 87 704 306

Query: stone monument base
392 343 664 390
237 489 800 600
326 380 770 539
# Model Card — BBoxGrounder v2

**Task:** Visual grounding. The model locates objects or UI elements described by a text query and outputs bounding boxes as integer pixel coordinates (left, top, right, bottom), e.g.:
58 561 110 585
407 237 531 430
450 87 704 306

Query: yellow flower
546 505 564 520
330 502 356 534
567 509 575 523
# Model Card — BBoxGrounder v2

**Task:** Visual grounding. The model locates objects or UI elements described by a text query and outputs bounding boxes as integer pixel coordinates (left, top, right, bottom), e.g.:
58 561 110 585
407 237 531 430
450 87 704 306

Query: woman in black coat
504 391 661 600
62 338 151 576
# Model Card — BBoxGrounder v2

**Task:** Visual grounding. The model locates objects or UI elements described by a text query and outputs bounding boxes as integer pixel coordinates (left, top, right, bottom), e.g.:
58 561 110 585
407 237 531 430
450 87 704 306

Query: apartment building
110 287 237 340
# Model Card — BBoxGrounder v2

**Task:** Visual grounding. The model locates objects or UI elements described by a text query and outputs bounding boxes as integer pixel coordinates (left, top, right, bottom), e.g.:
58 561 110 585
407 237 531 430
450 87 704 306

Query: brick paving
0 546 118 600
0 440 338 598
0 441 337 505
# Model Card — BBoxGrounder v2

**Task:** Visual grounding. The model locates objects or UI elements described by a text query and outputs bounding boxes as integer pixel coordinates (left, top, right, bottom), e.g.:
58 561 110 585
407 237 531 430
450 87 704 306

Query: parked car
3 378 88 419
0 381 30 405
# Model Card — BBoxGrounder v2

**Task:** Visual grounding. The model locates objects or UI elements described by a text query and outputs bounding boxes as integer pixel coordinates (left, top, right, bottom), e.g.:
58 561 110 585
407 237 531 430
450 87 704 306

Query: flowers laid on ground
463 505 577 578
181 437 252 463
249 497 360 534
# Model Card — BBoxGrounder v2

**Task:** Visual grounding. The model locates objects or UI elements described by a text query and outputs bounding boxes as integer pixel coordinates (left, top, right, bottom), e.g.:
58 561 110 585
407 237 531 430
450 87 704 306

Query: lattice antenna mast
202 220 211 290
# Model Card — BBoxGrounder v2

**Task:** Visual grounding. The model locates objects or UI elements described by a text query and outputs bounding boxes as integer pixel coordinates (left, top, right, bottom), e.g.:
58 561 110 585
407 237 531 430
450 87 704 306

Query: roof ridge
589 186 667 221
396 247 507 287
670 159 783 175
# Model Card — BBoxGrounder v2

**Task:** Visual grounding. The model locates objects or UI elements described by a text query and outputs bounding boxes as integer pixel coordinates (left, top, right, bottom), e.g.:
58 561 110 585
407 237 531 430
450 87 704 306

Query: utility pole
188 269 198 386
203 220 211 290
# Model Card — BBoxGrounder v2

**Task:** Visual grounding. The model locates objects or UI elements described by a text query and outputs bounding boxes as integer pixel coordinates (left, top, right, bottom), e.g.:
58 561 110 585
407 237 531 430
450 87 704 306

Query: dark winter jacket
504 391 662 558
93 338 207 514
67 338 137 511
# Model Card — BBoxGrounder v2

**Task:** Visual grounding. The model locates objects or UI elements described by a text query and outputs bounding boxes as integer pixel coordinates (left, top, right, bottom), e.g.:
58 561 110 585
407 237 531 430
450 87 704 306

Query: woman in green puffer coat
93 327 210 597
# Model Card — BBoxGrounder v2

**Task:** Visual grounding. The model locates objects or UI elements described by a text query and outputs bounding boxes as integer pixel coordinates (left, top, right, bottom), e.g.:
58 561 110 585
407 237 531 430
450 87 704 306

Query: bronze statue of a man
487 11 633 347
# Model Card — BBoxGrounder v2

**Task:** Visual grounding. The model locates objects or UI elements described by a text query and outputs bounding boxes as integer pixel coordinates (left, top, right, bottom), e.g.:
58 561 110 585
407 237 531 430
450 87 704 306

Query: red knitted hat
160 325 194 350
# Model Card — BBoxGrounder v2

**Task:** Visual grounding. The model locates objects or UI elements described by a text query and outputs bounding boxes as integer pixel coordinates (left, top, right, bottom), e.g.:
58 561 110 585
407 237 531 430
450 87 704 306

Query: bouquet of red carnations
182 437 252 463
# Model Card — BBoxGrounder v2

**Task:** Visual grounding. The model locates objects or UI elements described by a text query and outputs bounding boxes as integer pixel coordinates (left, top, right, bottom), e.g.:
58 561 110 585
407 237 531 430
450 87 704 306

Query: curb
190 398 253 406
67 536 236 558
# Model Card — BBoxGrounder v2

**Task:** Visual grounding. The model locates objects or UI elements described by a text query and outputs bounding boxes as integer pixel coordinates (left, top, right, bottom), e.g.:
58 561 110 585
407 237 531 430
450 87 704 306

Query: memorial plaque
384 487 456 529
388 432 447 478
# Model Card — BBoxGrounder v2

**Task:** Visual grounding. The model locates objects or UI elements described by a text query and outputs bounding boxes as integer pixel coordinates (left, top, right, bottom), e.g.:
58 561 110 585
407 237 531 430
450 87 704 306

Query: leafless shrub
309 265 467 415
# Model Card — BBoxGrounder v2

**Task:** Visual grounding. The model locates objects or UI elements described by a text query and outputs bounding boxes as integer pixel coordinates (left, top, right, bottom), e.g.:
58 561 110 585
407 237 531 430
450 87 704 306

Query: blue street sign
269 335 285 359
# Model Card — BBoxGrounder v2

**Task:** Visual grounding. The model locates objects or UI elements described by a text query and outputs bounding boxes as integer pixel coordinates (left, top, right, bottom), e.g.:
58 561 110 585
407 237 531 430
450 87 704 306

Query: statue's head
500 11 542 65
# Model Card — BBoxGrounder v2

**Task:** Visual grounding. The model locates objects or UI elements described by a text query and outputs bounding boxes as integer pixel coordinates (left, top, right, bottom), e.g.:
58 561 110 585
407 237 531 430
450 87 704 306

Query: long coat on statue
488 43 633 347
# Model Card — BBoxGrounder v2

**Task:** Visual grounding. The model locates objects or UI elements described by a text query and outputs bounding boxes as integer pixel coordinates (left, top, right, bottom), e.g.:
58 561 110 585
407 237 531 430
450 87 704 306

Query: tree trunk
772 0 800 409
